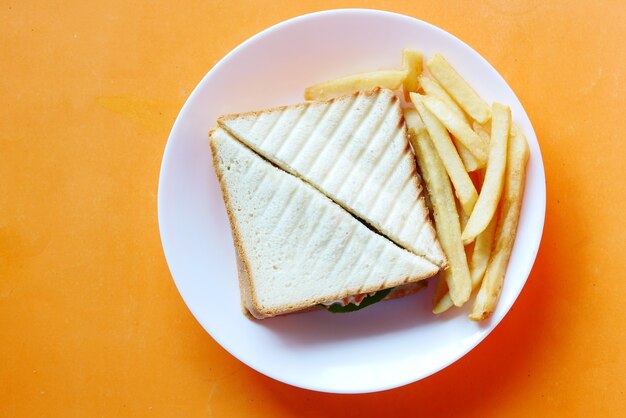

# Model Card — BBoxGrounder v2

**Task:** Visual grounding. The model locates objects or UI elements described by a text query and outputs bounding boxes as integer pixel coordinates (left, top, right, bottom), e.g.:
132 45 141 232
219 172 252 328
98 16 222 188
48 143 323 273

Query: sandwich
218 88 446 268
210 127 440 319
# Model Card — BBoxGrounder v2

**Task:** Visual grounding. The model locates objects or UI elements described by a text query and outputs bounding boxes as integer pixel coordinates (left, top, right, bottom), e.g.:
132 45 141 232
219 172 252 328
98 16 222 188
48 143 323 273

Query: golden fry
455 138 482 172
432 271 454 314
473 121 491 144
402 49 423 100
427 53 491 124
457 195 469 231
405 109 471 307
418 75 482 172
469 124 530 321
304 69 407 100
432 194 480 314
462 103 511 244
434 211 497 314
410 93 478 216
419 75 467 122
469 211 497 288
422 95 489 164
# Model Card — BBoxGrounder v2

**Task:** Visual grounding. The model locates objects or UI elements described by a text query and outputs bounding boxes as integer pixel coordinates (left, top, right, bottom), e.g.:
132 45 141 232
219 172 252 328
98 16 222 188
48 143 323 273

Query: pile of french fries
304 50 530 321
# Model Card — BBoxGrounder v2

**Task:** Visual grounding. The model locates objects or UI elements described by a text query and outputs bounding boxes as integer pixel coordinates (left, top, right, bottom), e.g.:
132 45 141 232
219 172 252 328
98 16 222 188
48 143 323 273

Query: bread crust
210 132 263 317
254 279 430 319
218 88 383 126
212 130 324 319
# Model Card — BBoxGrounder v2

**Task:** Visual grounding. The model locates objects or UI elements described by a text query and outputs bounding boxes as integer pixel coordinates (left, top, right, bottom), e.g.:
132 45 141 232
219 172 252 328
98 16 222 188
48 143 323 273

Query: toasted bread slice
210 127 440 319
218 88 446 267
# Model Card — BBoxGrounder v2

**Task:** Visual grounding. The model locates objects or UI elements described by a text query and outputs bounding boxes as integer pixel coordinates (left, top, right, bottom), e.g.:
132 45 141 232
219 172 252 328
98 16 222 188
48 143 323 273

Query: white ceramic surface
158 9 546 394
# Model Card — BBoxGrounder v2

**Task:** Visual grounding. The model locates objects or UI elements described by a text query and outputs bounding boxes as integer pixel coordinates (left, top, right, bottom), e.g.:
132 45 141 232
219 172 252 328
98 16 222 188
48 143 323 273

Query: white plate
158 9 546 394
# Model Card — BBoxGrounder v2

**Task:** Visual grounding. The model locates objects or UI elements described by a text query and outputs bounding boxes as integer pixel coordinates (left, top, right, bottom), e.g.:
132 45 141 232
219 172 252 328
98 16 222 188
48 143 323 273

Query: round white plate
158 9 546 394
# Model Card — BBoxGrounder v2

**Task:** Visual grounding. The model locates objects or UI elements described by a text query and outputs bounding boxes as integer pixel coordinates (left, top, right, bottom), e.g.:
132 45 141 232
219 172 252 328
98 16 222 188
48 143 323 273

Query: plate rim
157 8 547 393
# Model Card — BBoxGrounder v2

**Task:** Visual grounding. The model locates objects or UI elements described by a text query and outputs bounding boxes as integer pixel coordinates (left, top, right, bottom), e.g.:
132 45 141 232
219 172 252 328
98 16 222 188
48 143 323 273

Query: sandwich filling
321 289 392 313
321 291 379 308
320 281 428 313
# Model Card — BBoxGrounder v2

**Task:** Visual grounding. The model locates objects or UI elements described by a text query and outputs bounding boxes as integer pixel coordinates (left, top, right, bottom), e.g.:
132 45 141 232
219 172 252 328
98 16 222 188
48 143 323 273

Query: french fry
458 196 474 261
432 196 476 314
473 121 491 144
304 69 408 100
462 103 511 244
432 286 454 314
410 93 478 216
419 75 482 171
402 49 423 100
454 137 482 172
405 109 471 307
457 195 469 231
433 215 496 314
469 212 497 288
469 124 530 320
419 75 467 122
432 271 453 314
427 53 491 124
421 95 489 164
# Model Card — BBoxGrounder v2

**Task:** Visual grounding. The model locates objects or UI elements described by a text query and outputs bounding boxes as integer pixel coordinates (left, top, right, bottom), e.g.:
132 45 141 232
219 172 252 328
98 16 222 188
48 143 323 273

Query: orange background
2 1 625 416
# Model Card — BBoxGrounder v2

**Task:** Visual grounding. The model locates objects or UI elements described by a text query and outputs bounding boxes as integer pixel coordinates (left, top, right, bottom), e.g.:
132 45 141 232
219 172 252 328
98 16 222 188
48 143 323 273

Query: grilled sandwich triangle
210 127 440 319
218 88 446 267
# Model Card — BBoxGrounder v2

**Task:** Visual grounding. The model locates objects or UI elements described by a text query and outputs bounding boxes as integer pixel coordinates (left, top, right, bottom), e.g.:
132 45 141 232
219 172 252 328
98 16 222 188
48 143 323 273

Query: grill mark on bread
247 167 273 206
290 205 336 303
256 109 291 148
253 168 295 225
398 114 406 129
285 203 328 299
271 104 309 158
333 231 375 298
301 94 359 174
330 93 396 196
248 166 281 220
308 212 363 302
317 92 381 189
285 101 333 167
270 181 300 230
316 93 377 171
380 165 414 226
287 196 325 267
291 96 336 167
320 222 360 295
281 189 310 239
358 242 389 293
398 195 429 245
335 95 393 197
382 153 421 225
350 123 404 210
366 130 411 215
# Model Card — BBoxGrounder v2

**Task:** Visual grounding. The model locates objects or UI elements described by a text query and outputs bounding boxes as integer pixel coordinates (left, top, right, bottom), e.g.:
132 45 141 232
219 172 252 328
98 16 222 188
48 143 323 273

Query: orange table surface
2 1 625 416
